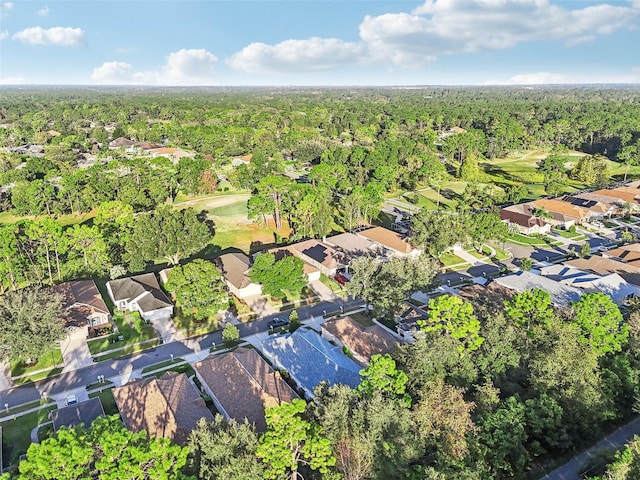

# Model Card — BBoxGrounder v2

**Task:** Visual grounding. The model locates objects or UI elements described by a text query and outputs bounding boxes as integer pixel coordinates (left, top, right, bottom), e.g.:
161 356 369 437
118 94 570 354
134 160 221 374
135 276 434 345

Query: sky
0 0 639 86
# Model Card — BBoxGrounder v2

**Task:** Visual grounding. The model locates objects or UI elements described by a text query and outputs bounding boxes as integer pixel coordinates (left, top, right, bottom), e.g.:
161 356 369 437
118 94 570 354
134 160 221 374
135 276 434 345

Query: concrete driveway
60 330 94 373
150 316 177 344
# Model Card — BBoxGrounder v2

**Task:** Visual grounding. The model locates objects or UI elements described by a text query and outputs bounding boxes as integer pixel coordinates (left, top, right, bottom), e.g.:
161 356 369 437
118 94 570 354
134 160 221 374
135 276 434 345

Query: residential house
568 192 625 215
530 198 590 229
394 305 428 342
566 256 640 286
603 244 640 266
290 239 341 277
108 137 136 151
456 281 515 312
147 147 194 164
500 203 551 235
266 246 321 281
106 273 174 322
321 316 398 366
356 226 421 257
540 264 639 305
112 372 213 445
562 195 615 218
591 189 640 210
52 280 112 338
216 252 262 299
260 328 362 398
231 154 252 167
494 271 582 308
324 232 382 267
194 347 298 431
51 397 105 432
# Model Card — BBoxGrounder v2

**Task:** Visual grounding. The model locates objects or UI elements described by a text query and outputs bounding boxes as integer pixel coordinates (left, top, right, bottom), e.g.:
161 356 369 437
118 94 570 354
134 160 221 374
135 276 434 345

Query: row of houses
500 180 640 233
108 137 200 164
218 226 421 299
56 313 401 445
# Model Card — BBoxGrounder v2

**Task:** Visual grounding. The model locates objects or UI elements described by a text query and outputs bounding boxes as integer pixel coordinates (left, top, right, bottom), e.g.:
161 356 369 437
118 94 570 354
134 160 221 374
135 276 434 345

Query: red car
334 274 348 286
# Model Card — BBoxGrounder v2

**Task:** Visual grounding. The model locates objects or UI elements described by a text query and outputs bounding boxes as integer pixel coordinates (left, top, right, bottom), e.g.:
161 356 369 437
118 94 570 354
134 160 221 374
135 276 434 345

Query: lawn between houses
87 311 157 357
10 348 64 384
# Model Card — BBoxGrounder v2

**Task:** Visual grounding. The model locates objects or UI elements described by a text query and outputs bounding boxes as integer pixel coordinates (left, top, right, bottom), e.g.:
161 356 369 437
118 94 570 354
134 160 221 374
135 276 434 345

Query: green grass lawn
172 309 220 337
348 312 375 327
319 274 343 293
553 229 587 240
0 399 52 420
92 338 160 362
208 201 248 216
505 233 549 246
87 311 157 356
488 244 512 261
10 348 63 381
466 248 486 260
439 252 468 267
141 358 185 374
1 405 57 468
88 388 119 416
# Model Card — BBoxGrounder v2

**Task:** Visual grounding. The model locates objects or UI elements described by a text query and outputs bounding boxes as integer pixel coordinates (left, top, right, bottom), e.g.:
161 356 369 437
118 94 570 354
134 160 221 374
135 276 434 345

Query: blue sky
1 0 639 86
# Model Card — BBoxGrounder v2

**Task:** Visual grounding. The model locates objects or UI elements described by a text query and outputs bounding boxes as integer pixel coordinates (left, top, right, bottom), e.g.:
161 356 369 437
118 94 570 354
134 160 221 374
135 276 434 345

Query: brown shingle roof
500 207 546 228
52 280 110 328
112 372 213 445
291 239 339 270
531 199 589 220
266 246 319 275
592 189 640 204
194 348 297 431
566 256 640 286
322 316 396 364
357 226 415 254
109 137 135 148
217 253 252 289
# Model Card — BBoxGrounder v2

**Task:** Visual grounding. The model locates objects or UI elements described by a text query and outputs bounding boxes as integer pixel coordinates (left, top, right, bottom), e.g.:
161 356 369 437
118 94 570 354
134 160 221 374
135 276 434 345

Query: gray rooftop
495 271 582 307
51 397 105 431
260 328 362 398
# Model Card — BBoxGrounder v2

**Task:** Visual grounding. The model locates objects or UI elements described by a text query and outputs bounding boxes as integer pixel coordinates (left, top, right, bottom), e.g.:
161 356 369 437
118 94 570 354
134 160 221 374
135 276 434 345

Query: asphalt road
0 297 363 408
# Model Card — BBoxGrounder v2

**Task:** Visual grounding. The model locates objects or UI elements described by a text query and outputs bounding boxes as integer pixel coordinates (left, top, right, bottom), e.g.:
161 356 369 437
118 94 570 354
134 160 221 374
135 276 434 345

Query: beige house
217 252 263 299
356 226 421 257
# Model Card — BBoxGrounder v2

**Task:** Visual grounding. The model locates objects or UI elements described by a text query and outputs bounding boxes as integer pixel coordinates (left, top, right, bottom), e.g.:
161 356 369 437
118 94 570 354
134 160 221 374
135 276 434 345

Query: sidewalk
453 246 490 266
541 416 640 480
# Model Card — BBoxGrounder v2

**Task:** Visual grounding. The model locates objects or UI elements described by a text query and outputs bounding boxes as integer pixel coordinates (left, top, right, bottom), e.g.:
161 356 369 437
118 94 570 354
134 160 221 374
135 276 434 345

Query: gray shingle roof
51 397 105 431
495 271 582 307
260 328 362 398
107 273 172 312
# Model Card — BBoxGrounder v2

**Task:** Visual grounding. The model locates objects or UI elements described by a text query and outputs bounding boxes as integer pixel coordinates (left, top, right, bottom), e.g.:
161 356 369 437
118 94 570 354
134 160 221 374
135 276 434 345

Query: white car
65 394 78 406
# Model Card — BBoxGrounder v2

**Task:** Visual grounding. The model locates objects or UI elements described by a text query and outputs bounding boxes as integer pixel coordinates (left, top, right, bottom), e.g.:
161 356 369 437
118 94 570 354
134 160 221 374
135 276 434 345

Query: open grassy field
413 150 640 210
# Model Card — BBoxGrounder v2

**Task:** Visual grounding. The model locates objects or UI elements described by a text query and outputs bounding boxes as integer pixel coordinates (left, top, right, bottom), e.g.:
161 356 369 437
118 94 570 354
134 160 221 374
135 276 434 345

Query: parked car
65 394 78 406
267 317 289 330
334 273 349 286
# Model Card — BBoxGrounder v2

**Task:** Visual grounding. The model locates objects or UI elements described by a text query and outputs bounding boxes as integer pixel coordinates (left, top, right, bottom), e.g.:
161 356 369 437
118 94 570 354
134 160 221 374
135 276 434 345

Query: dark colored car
267 317 289 329
334 273 349 286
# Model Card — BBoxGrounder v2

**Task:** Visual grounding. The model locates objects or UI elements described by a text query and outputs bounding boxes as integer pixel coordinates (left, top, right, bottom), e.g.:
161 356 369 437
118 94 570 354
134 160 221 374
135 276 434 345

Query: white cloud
13 26 85 47
0 75 27 85
37 5 49 16
91 48 218 85
90 61 135 84
486 68 640 85
0 30 7 41
0 2 13 18
227 37 364 73
227 0 639 73
360 0 638 66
